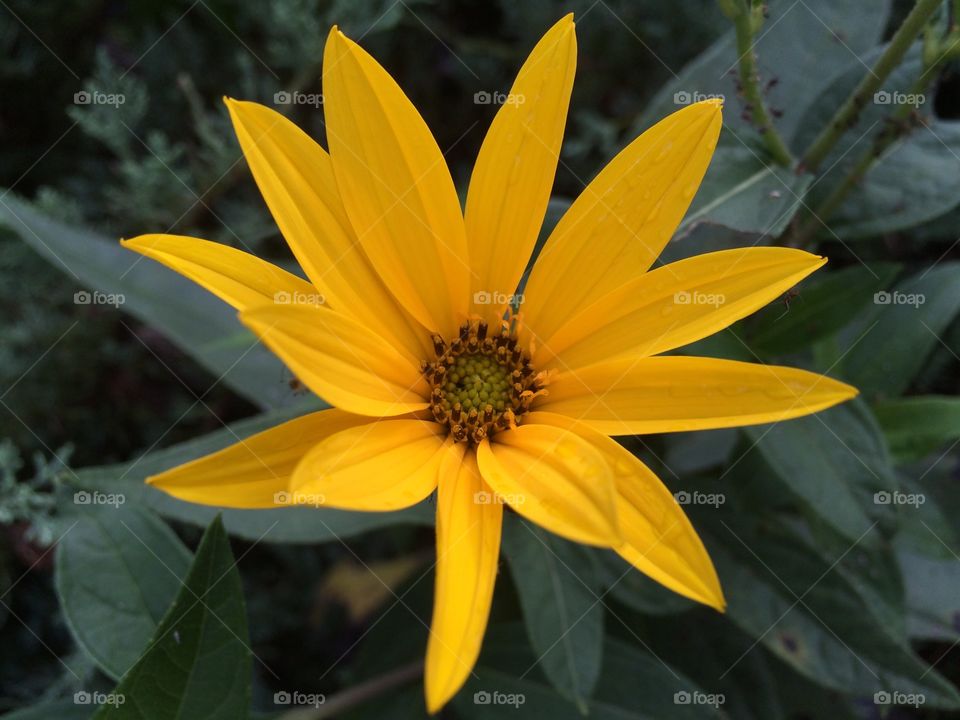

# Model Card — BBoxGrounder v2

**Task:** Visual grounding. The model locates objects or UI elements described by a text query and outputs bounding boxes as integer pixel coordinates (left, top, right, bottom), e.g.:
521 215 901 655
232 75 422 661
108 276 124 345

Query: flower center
423 321 545 444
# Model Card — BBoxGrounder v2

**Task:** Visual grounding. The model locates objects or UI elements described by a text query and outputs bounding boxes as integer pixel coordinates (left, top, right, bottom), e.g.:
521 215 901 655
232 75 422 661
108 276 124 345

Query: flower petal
425 447 502 713
121 234 316 312
465 15 576 323
527 412 724 610
146 409 368 508
241 303 430 417
322 28 469 337
225 99 431 361
536 356 858 435
521 100 722 346
476 424 619 546
535 247 826 371
291 418 452 510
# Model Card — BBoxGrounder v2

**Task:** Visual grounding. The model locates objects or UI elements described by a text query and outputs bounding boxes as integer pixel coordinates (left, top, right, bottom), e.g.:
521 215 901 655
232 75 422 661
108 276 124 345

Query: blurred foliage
2 0 960 718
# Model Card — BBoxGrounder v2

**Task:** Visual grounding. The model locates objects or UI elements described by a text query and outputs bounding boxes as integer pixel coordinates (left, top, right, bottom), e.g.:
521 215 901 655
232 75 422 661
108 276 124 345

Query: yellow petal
476 424 619 546
527 412 724 610
535 247 826 371
425 448 502 713
241 304 430 417
465 15 576 324
146 409 368 508
121 234 316 312
521 100 722 346
322 29 469 337
225 99 431 361
291 418 452 510
537 356 858 435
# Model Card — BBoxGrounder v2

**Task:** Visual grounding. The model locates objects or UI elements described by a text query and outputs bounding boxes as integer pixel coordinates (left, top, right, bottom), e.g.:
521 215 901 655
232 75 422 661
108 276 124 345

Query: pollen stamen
424 321 545 445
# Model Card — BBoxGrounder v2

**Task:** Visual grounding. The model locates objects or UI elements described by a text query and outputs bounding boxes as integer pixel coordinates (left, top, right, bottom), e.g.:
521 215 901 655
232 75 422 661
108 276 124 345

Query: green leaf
93 516 251 720
0 193 297 410
591 549 694 615
707 522 960 707
502 518 603 708
636 0 891 146
748 263 901 357
897 550 960 642
55 505 192 680
873 396 960 462
841 263 960 398
69 405 433 543
0 700 93 720
679 146 812 237
743 401 897 545
459 626 722 719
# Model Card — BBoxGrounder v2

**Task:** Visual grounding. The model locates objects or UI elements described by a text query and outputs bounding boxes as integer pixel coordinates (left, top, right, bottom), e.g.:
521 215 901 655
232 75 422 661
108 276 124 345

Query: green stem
728 2 794 166
799 0 943 173
277 662 423 720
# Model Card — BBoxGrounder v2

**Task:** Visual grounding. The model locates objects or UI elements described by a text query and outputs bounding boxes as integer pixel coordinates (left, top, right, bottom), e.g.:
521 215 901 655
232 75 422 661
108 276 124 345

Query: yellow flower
122 15 857 712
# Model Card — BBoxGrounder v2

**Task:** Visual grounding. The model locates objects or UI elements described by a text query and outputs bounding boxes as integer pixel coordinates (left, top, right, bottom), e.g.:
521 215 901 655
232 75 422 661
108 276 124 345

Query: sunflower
122 14 857 712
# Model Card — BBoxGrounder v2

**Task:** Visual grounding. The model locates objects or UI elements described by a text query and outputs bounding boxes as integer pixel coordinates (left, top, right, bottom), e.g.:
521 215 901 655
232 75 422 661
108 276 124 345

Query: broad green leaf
502 518 603 708
748 263 901 357
93 517 251 720
69 404 433 543
874 396 960 462
679 146 812 237
897 550 960 642
0 700 93 720
459 626 721 719
706 522 960 707
841 263 960 398
637 0 892 145
795 48 960 238
55 505 191 680
591 549 694 616
743 401 897 545
0 193 297 410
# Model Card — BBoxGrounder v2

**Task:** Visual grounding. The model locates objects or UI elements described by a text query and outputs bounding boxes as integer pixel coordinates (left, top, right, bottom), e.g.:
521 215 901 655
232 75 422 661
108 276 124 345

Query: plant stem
728 2 794 166
278 661 423 720
799 0 943 173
